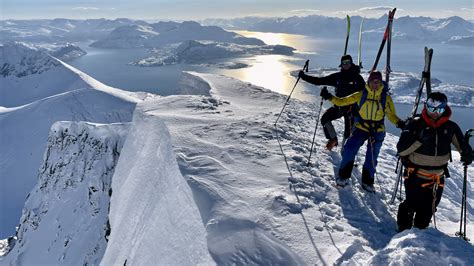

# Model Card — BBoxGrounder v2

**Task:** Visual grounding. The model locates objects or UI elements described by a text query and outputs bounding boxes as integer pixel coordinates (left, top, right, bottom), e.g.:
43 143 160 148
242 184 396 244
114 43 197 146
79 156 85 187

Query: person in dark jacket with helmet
299 55 365 150
396 92 473 232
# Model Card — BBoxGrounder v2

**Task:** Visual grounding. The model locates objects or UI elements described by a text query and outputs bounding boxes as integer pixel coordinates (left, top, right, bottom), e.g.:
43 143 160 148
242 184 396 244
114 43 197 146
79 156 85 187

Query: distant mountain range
90 21 264 49
201 15 474 43
1 15 472 46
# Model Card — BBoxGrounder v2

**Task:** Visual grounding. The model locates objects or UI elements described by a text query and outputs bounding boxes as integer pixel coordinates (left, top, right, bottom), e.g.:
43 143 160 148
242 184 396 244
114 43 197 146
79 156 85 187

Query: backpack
355 82 390 131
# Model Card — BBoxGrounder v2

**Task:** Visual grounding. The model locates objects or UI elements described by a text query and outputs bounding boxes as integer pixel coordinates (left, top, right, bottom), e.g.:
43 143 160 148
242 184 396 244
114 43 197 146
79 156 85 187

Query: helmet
425 92 447 117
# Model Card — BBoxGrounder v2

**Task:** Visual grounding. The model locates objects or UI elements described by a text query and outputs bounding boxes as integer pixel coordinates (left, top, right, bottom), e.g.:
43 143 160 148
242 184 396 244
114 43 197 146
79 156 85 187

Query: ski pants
321 104 355 141
337 128 385 184
397 173 444 231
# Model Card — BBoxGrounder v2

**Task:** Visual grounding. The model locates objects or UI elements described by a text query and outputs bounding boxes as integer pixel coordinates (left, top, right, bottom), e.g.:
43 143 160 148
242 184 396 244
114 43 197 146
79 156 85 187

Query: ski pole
456 128 473 241
307 89 325 166
274 60 309 126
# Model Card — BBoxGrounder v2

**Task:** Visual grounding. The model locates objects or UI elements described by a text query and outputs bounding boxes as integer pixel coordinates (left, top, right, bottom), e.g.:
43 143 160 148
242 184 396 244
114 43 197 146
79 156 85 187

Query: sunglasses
341 60 352 65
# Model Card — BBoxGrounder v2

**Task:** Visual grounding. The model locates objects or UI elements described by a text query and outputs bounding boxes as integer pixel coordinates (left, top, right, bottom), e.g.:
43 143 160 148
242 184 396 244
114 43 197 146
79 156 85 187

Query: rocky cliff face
1 121 129 265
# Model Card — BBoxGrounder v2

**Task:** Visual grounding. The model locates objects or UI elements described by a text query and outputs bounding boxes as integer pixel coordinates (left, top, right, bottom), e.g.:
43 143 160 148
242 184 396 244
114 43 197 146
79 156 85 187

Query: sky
1 0 473 20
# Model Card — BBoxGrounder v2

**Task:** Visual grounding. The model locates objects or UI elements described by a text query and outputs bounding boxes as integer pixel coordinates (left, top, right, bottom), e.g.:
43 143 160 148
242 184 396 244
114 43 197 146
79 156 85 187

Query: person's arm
300 72 338 86
397 119 422 157
329 91 362 106
385 95 403 126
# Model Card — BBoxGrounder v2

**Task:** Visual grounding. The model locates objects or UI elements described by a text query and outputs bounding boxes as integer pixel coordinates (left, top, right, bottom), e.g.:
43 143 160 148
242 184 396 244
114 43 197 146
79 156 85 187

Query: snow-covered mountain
2 121 129 265
0 42 144 240
202 15 474 43
1 70 473 264
132 39 294 67
0 42 88 107
48 43 87 61
0 18 148 43
90 21 265 49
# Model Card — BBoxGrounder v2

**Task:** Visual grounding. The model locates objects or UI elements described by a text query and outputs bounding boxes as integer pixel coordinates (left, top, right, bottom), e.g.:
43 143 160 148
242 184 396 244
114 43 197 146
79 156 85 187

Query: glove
320 87 333 100
298 70 306 78
396 119 406 129
461 151 473 166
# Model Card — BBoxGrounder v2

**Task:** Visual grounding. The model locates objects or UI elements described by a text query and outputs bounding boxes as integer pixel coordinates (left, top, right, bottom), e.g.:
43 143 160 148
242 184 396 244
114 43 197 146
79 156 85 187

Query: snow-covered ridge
101 107 215 265
0 43 141 242
1 121 129 265
0 42 60 77
132 40 294 67
90 21 265 49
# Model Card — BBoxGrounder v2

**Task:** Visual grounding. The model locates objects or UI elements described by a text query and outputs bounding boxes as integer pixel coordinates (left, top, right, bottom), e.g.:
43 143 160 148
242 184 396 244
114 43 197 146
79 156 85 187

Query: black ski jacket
300 64 365 97
397 107 472 171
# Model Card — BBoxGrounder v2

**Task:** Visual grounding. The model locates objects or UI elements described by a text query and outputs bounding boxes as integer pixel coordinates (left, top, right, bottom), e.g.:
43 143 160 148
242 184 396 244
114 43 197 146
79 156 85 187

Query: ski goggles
426 98 447 114
341 59 352 65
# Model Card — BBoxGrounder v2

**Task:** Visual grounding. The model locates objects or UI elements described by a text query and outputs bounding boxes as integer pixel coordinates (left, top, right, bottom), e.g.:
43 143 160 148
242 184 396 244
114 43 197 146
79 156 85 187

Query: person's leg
342 106 355 139
321 106 344 141
338 129 367 180
414 179 445 229
362 131 385 185
397 175 418 231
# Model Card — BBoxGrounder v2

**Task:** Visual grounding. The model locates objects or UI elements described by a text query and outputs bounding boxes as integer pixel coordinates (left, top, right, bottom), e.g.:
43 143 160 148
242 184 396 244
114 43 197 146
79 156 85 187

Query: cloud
72 7 100 11
290 9 320 13
460 7 474 12
358 6 394 11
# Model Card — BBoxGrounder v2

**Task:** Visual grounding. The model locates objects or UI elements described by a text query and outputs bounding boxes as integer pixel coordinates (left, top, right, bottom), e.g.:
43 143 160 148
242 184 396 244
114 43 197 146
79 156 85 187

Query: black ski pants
397 174 444 231
321 104 355 141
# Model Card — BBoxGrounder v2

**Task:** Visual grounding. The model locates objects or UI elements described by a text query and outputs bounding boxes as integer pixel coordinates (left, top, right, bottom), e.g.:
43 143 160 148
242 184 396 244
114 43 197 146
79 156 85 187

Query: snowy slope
0 44 144 239
101 108 214 265
2 70 472 264
2 122 129 265
138 71 473 264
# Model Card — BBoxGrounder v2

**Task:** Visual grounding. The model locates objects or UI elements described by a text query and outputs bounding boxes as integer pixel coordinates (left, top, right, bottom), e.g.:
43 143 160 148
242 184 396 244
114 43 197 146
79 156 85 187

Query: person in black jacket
299 55 365 150
396 92 473 232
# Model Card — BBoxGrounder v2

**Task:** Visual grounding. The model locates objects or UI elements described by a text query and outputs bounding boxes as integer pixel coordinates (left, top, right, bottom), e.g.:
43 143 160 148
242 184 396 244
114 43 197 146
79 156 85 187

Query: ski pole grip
422 71 430 79
304 60 310 72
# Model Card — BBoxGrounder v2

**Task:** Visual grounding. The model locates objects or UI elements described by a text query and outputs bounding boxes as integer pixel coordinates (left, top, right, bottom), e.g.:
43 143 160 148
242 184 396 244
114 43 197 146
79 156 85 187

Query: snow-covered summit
2 70 473 264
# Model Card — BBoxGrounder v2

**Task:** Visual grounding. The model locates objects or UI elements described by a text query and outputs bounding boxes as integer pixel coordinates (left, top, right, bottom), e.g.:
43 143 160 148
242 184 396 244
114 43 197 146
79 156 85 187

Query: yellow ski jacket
329 83 402 132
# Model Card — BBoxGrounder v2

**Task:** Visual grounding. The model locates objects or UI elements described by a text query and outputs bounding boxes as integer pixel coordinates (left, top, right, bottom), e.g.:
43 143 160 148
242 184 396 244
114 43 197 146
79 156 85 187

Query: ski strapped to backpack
357 17 365 69
372 8 396 72
344 15 350 55
390 47 434 204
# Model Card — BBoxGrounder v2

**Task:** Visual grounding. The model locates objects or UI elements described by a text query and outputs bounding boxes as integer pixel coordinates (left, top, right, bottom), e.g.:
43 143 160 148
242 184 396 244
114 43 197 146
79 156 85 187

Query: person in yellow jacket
320 71 405 191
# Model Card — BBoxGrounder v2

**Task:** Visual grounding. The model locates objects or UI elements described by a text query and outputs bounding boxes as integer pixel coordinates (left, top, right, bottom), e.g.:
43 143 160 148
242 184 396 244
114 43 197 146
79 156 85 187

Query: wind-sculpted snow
1 121 129 265
143 71 473 264
101 108 215 265
132 40 294 67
